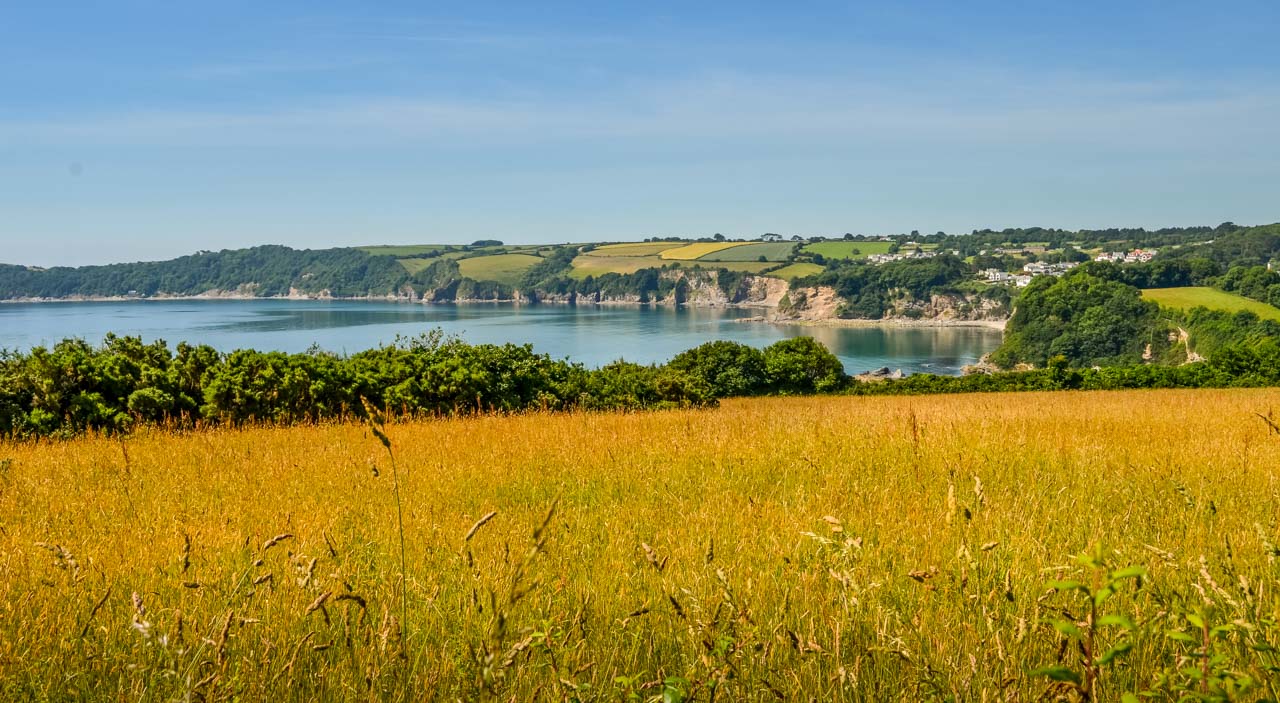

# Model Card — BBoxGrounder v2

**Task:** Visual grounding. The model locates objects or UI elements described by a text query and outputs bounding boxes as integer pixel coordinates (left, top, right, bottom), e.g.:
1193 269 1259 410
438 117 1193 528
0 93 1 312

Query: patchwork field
585 242 680 257
5 389 1280 700
695 242 795 262
659 242 751 260
568 254 668 279
1142 286 1280 321
802 240 894 259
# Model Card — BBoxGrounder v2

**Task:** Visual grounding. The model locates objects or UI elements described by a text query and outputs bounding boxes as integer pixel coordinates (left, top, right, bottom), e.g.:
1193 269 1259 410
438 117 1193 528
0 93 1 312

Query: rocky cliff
447 269 788 307
775 286 1009 324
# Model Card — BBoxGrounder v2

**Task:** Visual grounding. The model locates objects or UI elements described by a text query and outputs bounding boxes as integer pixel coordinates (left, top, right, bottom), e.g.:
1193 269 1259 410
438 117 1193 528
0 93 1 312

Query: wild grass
2 389 1280 701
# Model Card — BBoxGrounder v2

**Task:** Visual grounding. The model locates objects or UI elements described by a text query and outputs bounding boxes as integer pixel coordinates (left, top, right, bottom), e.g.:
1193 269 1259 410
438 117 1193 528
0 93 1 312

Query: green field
1141 286 1280 321
696 242 795 262
801 240 893 259
396 257 436 274
767 262 824 280
456 253 542 286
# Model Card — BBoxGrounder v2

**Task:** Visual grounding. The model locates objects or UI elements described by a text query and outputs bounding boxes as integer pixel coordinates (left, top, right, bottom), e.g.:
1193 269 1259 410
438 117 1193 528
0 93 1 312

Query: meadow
695 243 795 262
457 253 544 287
802 241 894 260
767 262 824 281
3 389 1279 701
1143 287 1280 322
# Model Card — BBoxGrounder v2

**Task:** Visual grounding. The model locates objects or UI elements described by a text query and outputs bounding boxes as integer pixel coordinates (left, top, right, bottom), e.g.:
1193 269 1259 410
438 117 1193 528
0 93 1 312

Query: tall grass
2 389 1279 700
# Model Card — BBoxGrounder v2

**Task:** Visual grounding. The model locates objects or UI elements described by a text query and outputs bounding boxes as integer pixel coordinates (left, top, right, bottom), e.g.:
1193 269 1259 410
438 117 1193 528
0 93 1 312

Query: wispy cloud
177 55 391 80
2 69 1277 158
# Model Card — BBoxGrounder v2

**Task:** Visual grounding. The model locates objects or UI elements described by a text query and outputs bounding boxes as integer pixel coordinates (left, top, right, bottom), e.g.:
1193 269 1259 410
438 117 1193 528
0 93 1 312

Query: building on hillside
1095 249 1158 264
761 233 783 242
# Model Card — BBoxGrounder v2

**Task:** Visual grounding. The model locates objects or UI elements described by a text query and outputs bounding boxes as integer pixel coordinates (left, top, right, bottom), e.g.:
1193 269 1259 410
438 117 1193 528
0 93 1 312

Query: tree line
5 329 1278 440
0 334 845 439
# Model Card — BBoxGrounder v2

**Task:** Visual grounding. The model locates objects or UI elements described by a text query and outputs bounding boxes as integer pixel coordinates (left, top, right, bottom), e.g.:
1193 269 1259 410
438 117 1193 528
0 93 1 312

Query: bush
762 337 848 394
668 341 768 397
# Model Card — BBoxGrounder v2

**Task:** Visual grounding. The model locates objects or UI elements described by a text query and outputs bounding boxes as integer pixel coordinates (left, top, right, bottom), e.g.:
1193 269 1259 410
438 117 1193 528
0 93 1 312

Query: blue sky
2 1 1278 266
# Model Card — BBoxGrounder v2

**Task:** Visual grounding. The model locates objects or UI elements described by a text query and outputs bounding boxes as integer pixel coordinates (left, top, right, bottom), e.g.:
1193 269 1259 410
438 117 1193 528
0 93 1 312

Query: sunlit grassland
569 254 668 279
4 389 1280 700
1143 286 1280 321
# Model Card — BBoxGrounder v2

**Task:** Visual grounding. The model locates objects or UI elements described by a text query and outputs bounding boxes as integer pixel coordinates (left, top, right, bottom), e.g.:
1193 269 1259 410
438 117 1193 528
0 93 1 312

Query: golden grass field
4 389 1280 701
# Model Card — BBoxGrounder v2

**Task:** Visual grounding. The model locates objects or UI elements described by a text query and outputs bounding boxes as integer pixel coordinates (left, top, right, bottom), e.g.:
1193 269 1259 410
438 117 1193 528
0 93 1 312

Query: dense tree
0 246 412 299
762 337 847 393
991 270 1165 368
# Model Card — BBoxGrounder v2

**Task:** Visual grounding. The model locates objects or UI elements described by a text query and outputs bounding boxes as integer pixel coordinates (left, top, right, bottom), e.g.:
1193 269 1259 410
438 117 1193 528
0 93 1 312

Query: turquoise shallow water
0 299 1001 375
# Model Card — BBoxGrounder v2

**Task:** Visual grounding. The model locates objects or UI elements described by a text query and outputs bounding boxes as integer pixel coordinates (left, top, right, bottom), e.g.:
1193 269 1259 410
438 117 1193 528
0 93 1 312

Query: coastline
0 294 1008 330
0 293 778 309
735 314 1007 330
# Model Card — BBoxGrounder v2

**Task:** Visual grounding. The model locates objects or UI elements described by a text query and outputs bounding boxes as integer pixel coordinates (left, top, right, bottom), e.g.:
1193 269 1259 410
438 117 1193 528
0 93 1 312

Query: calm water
0 300 1000 375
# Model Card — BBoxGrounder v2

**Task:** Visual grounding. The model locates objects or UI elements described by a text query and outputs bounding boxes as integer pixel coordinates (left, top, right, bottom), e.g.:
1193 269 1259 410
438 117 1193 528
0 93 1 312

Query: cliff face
883 292 1009 321
676 270 788 306
446 270 788 307
776 287 1010 323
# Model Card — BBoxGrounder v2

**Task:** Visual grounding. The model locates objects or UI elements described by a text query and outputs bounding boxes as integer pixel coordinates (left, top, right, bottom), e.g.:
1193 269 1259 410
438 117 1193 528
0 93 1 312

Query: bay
0 300 1001 375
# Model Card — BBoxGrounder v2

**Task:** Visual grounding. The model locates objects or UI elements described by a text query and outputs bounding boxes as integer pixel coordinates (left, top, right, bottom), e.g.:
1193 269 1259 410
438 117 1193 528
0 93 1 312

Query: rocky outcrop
775 286 843 320
436 270 789 308
855 366 906 382
775 286 1009 325
884 292 1008 322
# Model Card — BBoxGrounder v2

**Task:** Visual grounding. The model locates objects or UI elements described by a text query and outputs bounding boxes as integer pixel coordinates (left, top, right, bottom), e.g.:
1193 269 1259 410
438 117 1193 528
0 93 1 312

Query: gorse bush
0 333 848 439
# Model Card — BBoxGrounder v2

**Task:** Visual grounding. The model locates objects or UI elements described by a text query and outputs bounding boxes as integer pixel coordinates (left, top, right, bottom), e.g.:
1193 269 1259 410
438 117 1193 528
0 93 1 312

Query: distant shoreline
1 294 1008 331
734 314 1007 330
